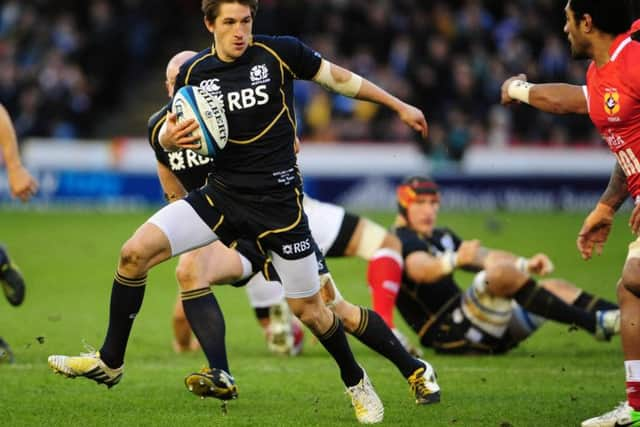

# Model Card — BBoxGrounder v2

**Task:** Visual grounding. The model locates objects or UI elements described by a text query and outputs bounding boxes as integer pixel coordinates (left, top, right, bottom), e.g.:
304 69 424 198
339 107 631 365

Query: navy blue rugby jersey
394 226 463 315
148 104 214 192
174 35 322 192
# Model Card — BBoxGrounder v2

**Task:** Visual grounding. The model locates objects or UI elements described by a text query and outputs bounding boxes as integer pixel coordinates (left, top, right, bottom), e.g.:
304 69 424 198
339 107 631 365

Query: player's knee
289 298 324 331
620 259 640 298
485 262 523 296
119 238 150 273
175 258 199 290
331 301 359 333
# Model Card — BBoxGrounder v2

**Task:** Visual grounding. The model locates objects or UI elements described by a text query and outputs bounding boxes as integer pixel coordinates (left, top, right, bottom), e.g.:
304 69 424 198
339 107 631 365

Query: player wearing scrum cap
392 176 620 354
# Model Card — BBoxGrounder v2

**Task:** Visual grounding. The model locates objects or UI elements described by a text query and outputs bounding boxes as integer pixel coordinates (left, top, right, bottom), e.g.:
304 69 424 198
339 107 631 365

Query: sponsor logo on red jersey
604 88 621 116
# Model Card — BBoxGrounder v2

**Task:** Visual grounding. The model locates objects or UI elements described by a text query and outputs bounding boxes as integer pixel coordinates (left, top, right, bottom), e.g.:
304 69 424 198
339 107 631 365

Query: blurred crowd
264 0 600 159
0 0 198 139
2 0 629 161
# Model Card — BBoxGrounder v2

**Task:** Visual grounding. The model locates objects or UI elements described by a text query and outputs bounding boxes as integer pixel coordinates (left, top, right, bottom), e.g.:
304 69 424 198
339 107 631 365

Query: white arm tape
314 59 363 98
438 251 458 275
507 79 535 104
515 257 529 273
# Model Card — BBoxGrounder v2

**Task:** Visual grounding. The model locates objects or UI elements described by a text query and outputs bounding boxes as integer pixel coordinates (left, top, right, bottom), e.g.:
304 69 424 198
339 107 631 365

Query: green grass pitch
0 209 631 426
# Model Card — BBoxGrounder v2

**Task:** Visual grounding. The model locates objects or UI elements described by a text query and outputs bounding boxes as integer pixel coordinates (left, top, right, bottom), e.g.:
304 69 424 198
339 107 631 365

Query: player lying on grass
147 50 437 405
388 176 620 355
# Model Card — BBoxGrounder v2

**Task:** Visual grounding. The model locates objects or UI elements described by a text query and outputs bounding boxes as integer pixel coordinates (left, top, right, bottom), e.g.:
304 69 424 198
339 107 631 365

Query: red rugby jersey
583 30 640 197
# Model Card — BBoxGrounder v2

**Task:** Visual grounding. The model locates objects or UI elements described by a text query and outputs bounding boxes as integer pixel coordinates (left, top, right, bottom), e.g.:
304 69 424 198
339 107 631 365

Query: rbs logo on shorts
282 238 312 257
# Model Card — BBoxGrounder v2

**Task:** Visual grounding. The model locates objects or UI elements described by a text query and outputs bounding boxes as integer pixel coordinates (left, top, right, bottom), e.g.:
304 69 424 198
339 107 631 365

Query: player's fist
159 112 200 151
577 203 615 260
527 253 554 276
7 165 38 202
501 73 528 105
397 102 428 139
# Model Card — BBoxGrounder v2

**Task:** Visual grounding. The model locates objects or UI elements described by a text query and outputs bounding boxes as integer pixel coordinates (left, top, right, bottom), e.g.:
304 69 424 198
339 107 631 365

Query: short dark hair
569 0 632 35
201 0 258 22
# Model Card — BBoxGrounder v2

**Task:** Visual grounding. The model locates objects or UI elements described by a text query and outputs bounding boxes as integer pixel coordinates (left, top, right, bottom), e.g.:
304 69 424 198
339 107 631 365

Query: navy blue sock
100 272 146 369
514 279 596 333
181 288 229 373
352 307 422 378
316 314 363 387
573 291 618 314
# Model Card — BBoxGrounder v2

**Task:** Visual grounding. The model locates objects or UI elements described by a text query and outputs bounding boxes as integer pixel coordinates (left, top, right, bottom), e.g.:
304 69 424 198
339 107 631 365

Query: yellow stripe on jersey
252 42 296 82
212 214 225 233
229 106 286 144
150 114 167 149
184 49 216 86
255 188 303 255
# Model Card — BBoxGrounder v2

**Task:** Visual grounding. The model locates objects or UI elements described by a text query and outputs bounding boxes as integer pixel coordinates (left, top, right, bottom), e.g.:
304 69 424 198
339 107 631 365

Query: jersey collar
609 32 632 62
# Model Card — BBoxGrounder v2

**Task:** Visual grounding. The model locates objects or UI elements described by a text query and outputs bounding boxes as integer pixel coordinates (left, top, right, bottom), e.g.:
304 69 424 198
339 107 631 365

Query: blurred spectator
0 0 198 140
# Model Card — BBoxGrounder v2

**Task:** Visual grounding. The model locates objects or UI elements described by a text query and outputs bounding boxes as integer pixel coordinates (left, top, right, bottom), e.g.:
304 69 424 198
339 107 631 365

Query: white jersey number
616 148 640 177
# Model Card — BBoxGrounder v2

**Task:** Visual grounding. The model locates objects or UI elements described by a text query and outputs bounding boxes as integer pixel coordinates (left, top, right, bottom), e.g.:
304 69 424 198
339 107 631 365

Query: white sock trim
626 360 640 381
370 248 404 266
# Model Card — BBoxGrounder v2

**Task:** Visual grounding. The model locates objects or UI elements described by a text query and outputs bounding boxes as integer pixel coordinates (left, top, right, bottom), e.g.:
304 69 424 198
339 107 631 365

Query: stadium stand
0 1 618 160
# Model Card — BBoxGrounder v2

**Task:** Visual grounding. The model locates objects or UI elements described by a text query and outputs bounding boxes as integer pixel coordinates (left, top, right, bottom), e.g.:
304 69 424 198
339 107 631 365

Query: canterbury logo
200 78 221 93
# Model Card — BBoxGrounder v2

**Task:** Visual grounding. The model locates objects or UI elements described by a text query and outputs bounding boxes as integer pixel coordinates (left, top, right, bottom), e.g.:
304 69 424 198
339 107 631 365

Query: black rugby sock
351 307 422 378
316 314 363 387
254 306 270 321
573 291 618 314
100 272 146 369
182 288 230 373
514 279 596 333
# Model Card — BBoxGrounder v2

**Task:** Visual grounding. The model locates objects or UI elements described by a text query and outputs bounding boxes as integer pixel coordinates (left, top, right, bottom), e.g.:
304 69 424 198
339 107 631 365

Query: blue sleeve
265 36 323 80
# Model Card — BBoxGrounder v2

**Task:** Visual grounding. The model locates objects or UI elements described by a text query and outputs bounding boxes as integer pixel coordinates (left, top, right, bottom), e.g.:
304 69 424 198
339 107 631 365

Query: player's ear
204 15 215 34
581 13 594 33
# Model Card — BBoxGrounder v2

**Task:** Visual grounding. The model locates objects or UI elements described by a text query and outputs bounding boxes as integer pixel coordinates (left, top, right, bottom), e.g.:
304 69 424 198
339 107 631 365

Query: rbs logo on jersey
226 84 269 112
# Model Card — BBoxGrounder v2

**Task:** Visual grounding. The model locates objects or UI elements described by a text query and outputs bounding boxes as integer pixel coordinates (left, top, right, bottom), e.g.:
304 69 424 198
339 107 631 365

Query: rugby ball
172 85 228 157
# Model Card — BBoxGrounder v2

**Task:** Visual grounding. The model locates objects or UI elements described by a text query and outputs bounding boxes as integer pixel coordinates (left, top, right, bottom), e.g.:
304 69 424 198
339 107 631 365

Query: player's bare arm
601 161 630 211
313 59 428 138
501 74 588 114
405 240 480 284
454 238 554 276
404 251 454 284
577 163 627 259
0 104 38 202
156 162 187 203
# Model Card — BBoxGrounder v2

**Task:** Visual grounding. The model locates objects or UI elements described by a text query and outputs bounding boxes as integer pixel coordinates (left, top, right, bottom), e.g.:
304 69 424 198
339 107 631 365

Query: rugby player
392 176 620 355
48 1 432 422
500 2 640 425
0 103 37 363
150 49 435 404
